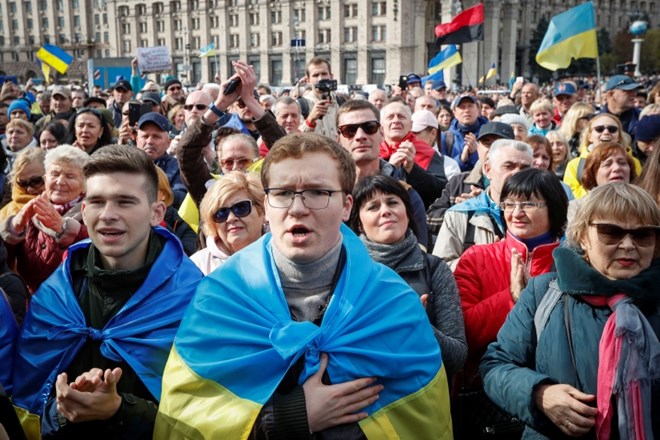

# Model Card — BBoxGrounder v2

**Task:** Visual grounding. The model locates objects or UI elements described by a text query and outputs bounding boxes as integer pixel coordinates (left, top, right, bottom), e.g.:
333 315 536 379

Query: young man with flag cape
11 145 203 439
156 132 453 439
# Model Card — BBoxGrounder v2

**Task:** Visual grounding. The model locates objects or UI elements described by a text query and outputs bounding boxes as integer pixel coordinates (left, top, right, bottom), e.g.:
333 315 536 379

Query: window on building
318 29 331 44
230 34 239 48
344 3 358 18
271 31 282 46
250 13 259 25
140 22 147 32
39 0 47 10
44 34 50 43
23 1 31 12
271 10 281 24
123 39 132 52
140 39 148 47
344 58 357 85
94 14 100 25
29 35 35 45
157 20 164 31
119 6 128 17
122 23 130 33
371 57 385 84
371 25 386 42
294 7 305 22
56 0 63 11
57 16 64 28
250 32 260 47
158 38 165 46
171 1 180 12
344 26 357 43
43 17 49 28
154 2 163 13
72 0 78 9
318 6 330 20
11 19 18 30
174 19 181 30
271 58 282 85
8 2 16 13
95 31 101 42
175 37 182 50
194 36 200 49
136 4 146 15
230 14 238 26
371 1 386 16
192 17 199 29
104 31 109 43
73 15 80 27
189 0 199 10
26 18 33 29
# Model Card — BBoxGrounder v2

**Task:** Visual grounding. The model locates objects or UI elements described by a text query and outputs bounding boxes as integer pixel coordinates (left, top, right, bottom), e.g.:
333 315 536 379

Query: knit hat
634 115 660 142
164 78 182 92
499 113 529 132
8 99 31 119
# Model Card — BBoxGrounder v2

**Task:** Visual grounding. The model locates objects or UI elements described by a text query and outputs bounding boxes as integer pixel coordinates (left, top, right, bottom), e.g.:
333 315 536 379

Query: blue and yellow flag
479 63 497 83
428 45 462 75
535 1 598 71
12 228 202 440
198 42 216 58
36 44 73 75
156 225 453 439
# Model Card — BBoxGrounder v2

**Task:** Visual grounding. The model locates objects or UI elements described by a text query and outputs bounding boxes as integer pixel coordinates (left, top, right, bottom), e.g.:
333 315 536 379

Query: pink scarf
582 293 660 440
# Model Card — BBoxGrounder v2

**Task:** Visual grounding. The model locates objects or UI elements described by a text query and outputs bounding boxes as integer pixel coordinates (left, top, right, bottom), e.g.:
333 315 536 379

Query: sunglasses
590 223 659 247
168 86 182 91
337 121 380 139
220 157 255 169
16 176 44 189
184 104 208 111
213 200 253 223
593 125 618 134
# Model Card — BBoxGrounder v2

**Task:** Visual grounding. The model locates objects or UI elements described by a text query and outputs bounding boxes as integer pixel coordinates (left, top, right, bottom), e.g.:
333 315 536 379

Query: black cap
478 121 515 141
494 105 518 117
83 96 107 108
141 91 162 106
164 78 182 91
114 79 132 92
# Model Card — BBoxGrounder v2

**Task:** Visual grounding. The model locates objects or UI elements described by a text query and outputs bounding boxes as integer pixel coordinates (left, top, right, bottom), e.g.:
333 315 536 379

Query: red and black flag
435 3 484 46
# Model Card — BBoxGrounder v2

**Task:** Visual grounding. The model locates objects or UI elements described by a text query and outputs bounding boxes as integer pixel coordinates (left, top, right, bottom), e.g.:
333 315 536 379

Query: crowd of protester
0 56 659 440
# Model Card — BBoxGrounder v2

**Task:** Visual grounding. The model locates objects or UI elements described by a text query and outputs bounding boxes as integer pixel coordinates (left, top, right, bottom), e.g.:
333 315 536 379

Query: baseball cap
114 79 132 92
605 75 642 92
406 73 422 85
452 94 479 107
478 121 515 141
634 115 660 142
51 85 71 99
83 96 107 108
137 112 170 132
141 91 162 106
411 110 439 132
433 80 447 91
553 81 577 97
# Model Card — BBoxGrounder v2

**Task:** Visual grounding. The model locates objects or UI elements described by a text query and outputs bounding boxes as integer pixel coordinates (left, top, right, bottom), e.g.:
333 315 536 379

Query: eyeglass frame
184 104 209 111
592 125 619 134
219 157 259 170
499 201 547 212
212 199 254 223
15 175 45 189
264 188 343 210
589 222 659 247
337 121 380 139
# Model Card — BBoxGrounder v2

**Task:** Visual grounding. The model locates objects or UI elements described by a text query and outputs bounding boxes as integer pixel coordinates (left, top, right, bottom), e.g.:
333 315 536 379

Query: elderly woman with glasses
190 171 266 274
66 107 114 155
0 147 45 222
481 182 660 439
0 145 89 293
563 113 642 199
452 168 568 438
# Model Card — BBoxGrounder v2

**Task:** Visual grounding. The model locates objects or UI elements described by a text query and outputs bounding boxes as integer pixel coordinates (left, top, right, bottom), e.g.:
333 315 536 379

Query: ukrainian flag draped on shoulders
12 227 203 440
156 224 452 439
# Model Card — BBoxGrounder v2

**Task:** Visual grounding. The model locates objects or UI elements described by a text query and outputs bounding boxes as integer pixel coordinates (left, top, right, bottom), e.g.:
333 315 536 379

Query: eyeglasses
168 86 182 91
593 125 618 134
16 176 45 189
219 157 256 170
184 104 208 111
265 188 342 210
590 223 659 247
213 200 253 223
499 201 547 212
337 121 380 139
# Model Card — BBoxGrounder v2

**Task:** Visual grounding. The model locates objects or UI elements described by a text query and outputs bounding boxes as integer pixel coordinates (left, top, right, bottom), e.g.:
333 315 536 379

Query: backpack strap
534 279 563 343
577 157 586 184
462 210 477 253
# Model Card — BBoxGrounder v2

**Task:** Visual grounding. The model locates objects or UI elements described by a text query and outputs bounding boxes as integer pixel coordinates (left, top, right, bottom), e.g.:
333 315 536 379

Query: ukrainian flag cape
12 227 203 439
0 292 18 394
156 225 452 439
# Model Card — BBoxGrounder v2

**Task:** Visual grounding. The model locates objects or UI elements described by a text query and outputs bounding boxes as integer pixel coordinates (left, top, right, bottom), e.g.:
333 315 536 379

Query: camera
315 79 337 100
398 75 409 90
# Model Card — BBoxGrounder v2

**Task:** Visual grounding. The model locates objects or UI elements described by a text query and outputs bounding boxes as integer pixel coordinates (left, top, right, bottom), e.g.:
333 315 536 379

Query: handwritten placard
137 46 172 73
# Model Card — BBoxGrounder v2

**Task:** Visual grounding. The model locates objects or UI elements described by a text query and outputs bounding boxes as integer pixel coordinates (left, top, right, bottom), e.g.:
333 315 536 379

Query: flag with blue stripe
428 45 462 75
36 45 73 75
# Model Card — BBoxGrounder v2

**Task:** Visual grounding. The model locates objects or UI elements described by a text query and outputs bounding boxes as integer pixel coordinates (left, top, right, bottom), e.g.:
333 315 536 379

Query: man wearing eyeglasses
336 99 429 247
156 132 453 439
379 101 448 208
602 75 642 137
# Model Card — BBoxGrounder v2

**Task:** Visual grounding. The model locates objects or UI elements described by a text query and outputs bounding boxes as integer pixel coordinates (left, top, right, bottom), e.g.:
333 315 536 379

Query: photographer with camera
298 57 343 138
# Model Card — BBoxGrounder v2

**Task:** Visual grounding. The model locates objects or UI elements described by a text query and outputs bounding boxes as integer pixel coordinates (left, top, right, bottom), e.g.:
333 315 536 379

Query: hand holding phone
224 78 241 95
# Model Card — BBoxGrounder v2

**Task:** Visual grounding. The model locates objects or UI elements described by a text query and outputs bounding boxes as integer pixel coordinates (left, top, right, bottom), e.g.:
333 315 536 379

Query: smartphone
224 78 241 95
515 76 524 84
128 101 142 126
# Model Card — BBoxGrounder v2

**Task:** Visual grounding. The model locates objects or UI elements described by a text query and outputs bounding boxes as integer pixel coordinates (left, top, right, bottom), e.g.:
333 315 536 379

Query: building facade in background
0 0 655 87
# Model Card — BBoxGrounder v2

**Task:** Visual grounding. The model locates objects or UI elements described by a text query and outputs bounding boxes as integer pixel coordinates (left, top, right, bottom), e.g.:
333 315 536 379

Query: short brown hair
261 132 356 195
525 134 554 171
336 99 380 128
306 57 332 77
83 144 159 203
581 142 636 191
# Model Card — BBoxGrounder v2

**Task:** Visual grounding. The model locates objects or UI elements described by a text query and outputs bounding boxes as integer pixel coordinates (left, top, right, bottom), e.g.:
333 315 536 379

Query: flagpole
596 55 602 109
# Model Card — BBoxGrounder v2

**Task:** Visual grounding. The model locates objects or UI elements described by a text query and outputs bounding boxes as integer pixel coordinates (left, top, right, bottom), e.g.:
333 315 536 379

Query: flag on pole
199 43 216 58
479 63 497 83
535 1 598 71
35 44 73 75
37 59 51 84
428 45 462 75
435 3 484 46
421 70 445 88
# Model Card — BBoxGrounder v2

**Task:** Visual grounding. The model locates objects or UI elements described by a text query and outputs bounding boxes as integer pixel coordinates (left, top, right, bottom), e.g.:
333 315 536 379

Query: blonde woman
558 102 595 157
545 130 569 179
0 148 46 222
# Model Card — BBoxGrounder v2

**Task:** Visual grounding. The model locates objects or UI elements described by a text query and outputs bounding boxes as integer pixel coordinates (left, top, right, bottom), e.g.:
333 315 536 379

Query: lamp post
291 36 305 83
629 20 648 78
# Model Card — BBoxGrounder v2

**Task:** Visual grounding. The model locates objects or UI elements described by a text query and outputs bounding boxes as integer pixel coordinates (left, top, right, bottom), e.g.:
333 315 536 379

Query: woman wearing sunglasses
65 107 114 155
481 182 660 439
0 145 89 293
191 171 266 274
452 168 567 438
348 175 467 378
563 113 641 199
0 147 45 222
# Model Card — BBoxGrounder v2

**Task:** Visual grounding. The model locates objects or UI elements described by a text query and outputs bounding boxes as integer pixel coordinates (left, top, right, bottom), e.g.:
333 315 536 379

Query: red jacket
453 232 559 382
